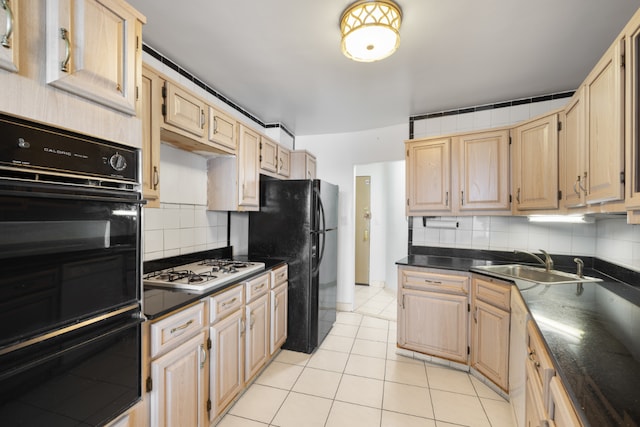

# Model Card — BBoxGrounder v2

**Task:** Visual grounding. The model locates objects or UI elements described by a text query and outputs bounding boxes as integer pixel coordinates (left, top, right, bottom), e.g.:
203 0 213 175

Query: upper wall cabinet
560 87 587 209
626 13 640 209
585 36 625 204
208 106 237 152
45 0 144 116
455 129 510 212
406 137 451 214
0 0 19 73
290 150 316 179
140 64 161 207
259 137 291 179
511 112 560 212
163 81 206 138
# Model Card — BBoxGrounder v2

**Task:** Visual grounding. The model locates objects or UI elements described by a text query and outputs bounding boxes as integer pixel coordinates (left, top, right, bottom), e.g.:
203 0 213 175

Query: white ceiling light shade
340 0 402 62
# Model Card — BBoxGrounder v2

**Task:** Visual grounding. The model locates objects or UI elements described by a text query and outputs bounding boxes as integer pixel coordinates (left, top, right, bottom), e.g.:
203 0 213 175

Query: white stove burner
144 259 265 292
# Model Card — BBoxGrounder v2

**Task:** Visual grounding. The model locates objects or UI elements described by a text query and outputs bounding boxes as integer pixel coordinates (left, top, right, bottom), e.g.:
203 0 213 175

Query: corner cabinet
397 266 470 363
511 112 560 212
45 0 145 116
0 0 19 73
406 138 452 214
471 275 511 391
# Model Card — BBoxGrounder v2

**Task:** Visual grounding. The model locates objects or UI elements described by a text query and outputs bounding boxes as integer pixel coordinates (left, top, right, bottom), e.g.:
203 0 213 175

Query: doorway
355 175 371 285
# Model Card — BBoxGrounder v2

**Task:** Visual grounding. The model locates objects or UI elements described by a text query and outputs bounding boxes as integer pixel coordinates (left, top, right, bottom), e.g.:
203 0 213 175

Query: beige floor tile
228 384 288 424
292 367 342 399
306 349 349 373
351 339 387 359
328 323 359 338
271 392 332 427
254 361 304 390
344 353 386 380
431 390 491 427
335 374 384 408
385 359 429 387
435 422 466 427
217 414 269 427
356 326 388 342
387 327 397 344
335 311 363 326
325 401 382 427
358 301 389 313
274 349 311 366
319 334 355 353
471 375 506 400
360 316 390 330
381 411 437 427
382 381 434 419
426 365 476 395
481 397 516 427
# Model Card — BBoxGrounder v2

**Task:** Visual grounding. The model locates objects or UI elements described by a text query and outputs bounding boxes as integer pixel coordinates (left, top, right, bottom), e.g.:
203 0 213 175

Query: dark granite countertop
397 251 640 427
143 253 286 320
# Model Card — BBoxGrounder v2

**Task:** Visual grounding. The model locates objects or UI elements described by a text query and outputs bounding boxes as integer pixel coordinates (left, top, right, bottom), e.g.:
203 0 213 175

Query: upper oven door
0 180 142 348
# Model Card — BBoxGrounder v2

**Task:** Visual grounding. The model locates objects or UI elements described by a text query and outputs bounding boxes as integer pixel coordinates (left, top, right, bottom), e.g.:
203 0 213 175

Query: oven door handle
0 317 143 382
0 188 145 204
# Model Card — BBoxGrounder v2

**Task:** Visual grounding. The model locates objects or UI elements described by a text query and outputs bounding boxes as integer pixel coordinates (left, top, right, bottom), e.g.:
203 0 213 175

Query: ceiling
128 0 640 136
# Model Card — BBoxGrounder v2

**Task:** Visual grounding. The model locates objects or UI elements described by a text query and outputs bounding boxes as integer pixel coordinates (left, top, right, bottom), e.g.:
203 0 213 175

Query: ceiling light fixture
340 0 402 62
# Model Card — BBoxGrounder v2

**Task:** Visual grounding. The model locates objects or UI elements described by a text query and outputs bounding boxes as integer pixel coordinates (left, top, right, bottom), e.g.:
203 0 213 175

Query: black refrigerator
249 177 338 354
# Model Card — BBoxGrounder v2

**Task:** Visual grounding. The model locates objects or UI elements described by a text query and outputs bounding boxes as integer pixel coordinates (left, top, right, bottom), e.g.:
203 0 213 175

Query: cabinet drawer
209 284 243 324
150 302 205 358
246 272 270 303
271 264 288 288
400 267 470 295
527 320 555 404
473 275 511 311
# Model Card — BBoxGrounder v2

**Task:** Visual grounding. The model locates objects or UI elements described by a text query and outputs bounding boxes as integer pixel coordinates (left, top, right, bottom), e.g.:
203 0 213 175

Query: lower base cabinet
270 282 288 354
210 308 244 419
150 331 208 427
245 292 269 381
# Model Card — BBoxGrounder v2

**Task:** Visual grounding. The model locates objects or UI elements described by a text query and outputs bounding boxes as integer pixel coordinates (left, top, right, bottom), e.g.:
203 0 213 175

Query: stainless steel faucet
574 258 584 278
514 249 554 271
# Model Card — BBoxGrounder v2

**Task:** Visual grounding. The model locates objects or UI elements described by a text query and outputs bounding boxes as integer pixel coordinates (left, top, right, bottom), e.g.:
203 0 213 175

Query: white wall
295 123 408 309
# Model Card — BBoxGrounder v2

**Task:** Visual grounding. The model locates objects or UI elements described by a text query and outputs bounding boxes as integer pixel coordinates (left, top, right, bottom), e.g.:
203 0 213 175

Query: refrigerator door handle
312 188 327 275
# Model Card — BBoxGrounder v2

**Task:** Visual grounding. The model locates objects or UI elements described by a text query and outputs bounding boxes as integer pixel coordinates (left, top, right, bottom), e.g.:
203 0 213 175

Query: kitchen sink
474 264 602 284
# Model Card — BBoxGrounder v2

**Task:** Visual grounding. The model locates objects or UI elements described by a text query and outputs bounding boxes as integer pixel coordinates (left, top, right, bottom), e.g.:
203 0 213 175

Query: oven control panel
0 114 139 183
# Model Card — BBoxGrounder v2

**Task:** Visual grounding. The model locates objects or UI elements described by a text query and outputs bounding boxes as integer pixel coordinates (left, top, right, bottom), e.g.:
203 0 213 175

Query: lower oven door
0 308 142 426
0 179 142 348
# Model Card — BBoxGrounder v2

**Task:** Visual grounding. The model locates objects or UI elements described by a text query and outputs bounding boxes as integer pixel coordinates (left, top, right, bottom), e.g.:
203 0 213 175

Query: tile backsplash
412 216 639 272
144 203 228 261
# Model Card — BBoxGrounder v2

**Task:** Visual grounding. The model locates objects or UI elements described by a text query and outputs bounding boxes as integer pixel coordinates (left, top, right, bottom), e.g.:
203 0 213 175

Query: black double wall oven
0 114 144 426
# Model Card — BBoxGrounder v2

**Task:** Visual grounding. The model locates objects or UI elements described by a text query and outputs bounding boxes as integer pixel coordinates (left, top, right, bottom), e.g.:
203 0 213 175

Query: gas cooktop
144 259 265 292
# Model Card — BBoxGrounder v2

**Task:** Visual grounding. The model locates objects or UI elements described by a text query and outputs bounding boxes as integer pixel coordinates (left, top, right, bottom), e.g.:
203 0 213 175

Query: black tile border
142 43 295 144
408 90 574 139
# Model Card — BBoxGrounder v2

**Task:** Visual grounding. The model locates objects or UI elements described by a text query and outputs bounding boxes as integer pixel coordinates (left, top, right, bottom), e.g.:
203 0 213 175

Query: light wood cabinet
0 0 19 73
406 137 452 214
525 361 549 427
245 293 269 381
277 145 291 177
397 266 470 363
209 305 243 419
627 15 640 209
471 275 510 391
585 37 625 205
512 112 560 212
141 64 161 207
238 125 260 208
456 129 510 211
560 88 587 209
290 150 317 179
163 81 206 138
260 137 279 174
548 376 582 427
208 106 237 152
45 0 144 116
270 265 288 355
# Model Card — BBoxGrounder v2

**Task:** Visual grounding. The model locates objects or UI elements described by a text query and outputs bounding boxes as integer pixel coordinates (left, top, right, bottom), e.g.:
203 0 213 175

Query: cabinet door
585 38 625 204
45 0 142 115
306 154 317 179
562 88 587 208
270 282 288 355
0 0 18 73
245 293 269 381
210 309 243 419
238 125 260 208
208 106 237 152
548 376 582 427
163 81 206 137
278 146 291 177
141 65 161 207
628 21 640 209
406 138 452 214
512 113 559 211
525 362 549 427
471 299 510 391
457 129 510 211
150 332 207 427
399 289 468 363
260 137 278 174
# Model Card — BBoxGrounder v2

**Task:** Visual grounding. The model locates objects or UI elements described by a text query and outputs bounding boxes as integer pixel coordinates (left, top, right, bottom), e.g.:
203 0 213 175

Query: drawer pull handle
60 27 71 72
528 350 540 368
170 319 193 334
424 279 442 284
221 297 238 308
199 343 207 369
254 283 266 291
